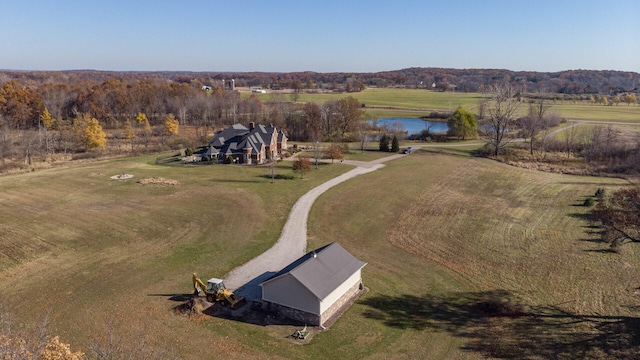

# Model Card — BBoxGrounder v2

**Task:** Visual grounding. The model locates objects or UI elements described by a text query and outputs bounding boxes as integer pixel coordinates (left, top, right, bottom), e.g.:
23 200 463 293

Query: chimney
249 122 255 131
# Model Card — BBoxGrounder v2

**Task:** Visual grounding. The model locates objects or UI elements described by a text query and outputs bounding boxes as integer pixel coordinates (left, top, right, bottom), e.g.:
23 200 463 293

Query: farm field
250 88 640 123
2 143 639 358
0 155 349 358
308 148 639 358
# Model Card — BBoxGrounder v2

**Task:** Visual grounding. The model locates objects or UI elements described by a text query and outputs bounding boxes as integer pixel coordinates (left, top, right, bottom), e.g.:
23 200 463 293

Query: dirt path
224 152 408 302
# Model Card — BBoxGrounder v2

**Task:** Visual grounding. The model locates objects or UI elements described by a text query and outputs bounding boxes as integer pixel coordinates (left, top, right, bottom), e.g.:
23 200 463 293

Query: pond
371 118 449 135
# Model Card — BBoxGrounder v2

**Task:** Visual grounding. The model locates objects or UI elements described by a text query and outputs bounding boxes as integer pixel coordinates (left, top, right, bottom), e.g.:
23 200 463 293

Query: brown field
1 144 639 359
309 148 638 358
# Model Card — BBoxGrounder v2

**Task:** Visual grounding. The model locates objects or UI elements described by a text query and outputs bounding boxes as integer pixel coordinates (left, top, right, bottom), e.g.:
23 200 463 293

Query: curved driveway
224 152 408 301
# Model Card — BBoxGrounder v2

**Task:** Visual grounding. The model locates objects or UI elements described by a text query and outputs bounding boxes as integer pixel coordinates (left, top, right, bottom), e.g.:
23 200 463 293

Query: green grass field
250 88 640 123
2 144 639 358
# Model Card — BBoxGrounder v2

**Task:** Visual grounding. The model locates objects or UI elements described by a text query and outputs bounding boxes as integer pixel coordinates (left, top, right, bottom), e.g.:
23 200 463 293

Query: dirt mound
173 297 210 319
137 177 180 185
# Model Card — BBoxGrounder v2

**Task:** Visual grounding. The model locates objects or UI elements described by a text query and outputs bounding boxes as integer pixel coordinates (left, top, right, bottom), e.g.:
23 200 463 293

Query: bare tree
519 95 549 156
355 120 374 153
484 83 519 156
303 101 322 142
312 141 324 169
333 96 364 141
536 111 561 157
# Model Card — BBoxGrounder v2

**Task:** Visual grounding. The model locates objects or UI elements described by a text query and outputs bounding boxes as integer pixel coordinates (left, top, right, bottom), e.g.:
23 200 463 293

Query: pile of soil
137 177 180 185
173 297 209 319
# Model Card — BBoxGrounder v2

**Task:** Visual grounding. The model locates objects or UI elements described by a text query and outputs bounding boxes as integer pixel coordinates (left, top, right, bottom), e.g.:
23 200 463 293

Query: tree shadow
360 290 640 359
258 174 295 180
568 204 612 252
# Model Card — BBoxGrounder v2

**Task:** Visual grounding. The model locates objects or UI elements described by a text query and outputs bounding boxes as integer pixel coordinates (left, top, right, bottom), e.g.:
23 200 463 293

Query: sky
1 0 639 73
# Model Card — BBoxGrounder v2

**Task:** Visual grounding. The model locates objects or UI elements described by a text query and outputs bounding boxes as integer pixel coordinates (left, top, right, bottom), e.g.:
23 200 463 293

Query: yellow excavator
192 273 245 309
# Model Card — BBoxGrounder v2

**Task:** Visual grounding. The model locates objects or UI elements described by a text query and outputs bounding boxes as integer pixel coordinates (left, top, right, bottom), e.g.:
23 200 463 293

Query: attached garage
260 242 367 327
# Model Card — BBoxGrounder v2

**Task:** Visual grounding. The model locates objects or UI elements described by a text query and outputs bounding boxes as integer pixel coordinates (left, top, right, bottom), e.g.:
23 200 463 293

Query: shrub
583 197 596 207
185 148 193 156
595 188 606 199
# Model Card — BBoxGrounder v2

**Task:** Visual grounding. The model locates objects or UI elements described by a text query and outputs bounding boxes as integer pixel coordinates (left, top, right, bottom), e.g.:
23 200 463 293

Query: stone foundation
261 281 363 327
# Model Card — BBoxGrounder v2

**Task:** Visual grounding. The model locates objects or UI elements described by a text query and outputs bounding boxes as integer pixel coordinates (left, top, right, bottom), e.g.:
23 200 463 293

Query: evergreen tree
391 135 400 152
379 134 389 152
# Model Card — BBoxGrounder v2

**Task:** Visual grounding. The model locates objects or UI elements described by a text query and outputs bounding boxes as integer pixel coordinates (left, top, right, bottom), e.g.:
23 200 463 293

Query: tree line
0 75 370 171
2 67 638 98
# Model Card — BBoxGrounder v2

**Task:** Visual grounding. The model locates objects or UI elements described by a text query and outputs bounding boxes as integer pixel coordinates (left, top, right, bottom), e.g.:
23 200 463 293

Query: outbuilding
260 242 366 326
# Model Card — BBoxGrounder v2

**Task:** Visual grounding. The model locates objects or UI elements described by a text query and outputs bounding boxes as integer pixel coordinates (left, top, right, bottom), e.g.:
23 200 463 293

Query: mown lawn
2 145 639 359
0 154 349 358
308 148 638 359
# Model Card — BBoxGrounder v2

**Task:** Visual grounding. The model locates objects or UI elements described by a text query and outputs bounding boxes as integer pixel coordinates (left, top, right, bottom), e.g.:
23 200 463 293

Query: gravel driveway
224 157 397 302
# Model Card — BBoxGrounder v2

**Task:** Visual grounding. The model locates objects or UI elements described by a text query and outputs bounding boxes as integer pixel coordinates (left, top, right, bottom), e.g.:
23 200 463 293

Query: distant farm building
260 242 367 327
223 79 235 91
206 122 288 164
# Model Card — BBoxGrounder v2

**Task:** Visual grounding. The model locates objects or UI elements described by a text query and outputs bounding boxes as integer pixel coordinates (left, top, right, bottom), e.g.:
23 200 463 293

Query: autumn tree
326 143 344 163
73 113 106 151
612 95 621 106
0 113 10 165
41 336 84 360
590 187 640 248
0 80 41 130
292 157 312 178
484 83 519 156
303 102 323 142
447 107 477 140
163 113 179 137
333 96 364 141
623 93 637 106
135 112 152 147
122 119 135 150
40 107 56 154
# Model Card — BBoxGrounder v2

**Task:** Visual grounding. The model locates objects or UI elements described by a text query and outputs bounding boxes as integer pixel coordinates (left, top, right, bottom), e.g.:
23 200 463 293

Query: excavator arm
191 272 245 308
192 273 208 295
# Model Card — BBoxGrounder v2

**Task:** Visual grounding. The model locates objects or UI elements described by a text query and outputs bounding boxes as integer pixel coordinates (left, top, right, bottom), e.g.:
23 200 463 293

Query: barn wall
261 274 320 315
319 270 362 314
319 277 363 326
261 275 364 327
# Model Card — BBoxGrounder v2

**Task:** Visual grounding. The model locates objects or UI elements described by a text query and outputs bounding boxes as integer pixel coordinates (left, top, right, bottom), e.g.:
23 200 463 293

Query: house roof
261 242 367 301
209 124 249 148
209 123 280 156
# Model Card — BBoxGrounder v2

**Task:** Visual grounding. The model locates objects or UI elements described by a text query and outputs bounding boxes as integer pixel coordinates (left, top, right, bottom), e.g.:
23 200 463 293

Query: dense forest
2 67 639 94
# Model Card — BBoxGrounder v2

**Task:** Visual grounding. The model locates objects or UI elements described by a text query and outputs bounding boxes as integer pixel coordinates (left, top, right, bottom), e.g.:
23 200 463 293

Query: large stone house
260 242 367 327
206 122 288 164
